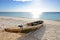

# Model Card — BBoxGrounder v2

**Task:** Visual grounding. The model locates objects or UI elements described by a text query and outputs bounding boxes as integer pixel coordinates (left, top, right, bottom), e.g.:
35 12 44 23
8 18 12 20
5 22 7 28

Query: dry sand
0 17 60 40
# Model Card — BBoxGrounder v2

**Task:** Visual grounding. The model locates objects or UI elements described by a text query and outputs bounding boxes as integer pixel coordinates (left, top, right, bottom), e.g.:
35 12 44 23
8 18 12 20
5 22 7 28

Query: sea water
40 12 60 20
0 12 32 18
0 12 60 20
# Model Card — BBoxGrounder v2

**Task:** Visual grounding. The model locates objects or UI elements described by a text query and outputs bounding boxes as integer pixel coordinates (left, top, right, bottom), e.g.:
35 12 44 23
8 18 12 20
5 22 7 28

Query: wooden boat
5 20 44 33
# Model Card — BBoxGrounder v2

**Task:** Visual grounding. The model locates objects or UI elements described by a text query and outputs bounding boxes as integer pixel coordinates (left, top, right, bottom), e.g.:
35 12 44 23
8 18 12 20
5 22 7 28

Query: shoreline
0 16 60 40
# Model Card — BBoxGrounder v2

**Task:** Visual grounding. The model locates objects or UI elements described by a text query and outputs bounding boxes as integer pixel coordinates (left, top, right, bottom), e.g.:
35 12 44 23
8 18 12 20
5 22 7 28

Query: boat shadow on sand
17 24 46 40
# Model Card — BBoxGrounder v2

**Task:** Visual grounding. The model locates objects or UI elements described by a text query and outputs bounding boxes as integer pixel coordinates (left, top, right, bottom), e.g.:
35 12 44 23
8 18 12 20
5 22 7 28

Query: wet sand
0 17 60 40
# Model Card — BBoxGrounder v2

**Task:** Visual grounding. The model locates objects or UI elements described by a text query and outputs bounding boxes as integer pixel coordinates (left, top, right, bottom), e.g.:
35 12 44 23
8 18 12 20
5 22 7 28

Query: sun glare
32 9 42 18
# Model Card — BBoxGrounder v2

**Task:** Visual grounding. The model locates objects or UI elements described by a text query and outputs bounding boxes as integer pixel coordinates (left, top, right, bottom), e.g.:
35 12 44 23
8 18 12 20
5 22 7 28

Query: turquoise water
0 12 32 18
0 12 60 20
40 12 60 20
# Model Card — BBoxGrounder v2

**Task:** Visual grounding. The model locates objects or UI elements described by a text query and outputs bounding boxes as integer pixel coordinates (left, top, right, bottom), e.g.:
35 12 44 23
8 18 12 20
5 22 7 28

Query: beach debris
5 20 44 33
18 25 23 28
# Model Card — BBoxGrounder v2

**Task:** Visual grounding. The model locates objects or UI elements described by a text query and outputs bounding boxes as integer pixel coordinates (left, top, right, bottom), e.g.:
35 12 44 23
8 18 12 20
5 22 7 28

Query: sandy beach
0 16 60 40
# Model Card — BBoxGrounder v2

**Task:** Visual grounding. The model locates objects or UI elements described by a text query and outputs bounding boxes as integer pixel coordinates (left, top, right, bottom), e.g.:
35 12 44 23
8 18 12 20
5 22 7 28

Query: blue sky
0 0 60 12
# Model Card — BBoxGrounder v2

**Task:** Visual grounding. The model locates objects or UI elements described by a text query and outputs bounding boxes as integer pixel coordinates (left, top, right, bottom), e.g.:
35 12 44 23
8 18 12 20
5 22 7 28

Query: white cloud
13 0 32 2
